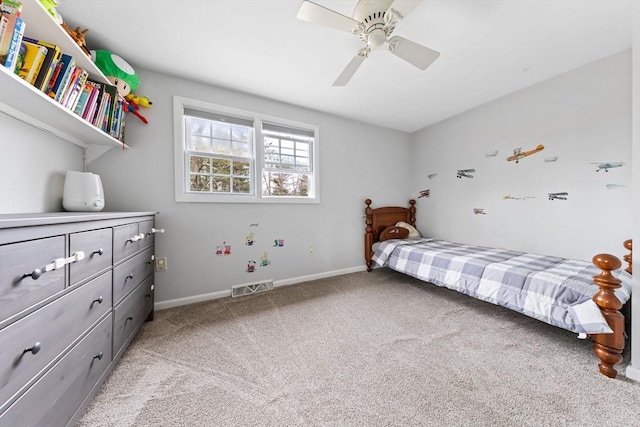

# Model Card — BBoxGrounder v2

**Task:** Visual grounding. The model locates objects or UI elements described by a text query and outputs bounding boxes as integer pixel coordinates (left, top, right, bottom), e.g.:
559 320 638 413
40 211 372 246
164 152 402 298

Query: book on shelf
17 39 46 85
0 0 23 70
22 36 60 91
81 81 100 121
85 79 118 133
72 81 93 116
0 12 24 72
66 68 89 111
58 66 81 106
49 53 74 101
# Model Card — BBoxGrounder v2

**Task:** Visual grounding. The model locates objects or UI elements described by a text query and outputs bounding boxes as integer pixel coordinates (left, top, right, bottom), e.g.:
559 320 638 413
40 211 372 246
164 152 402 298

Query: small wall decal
473 208 487 215
544 156 558 162
591 162 623 172
457 169 475 178
216 242 232 256
245 232 255 246
418 189 430 198
273 239 285 247
260 252 271 267
249 223 259 227
606 184 626 190
548 192 568 201
503 194 535 200
507 144 544 163
428 173 438 180
246 260 256 273
485 150 498 157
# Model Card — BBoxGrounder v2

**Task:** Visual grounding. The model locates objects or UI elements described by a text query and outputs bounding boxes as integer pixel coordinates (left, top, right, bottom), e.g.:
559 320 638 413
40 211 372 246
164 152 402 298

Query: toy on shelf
62 23 90 55
38 0 63 24
91 49 139 96
90 49 150 124
125 93 152 124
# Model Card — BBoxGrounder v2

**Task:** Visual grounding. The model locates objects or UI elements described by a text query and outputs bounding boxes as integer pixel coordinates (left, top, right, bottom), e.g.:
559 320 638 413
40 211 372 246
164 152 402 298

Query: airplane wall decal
591 162 623 172
507 144 545 163
457 169 475 178
548 192 568 200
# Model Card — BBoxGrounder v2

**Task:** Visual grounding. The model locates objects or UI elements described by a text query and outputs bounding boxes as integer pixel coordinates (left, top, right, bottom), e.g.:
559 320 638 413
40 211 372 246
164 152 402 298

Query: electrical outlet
155 257 168 272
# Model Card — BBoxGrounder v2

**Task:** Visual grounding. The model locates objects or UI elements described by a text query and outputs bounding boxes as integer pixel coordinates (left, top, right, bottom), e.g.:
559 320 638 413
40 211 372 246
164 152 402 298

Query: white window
174 96 319 203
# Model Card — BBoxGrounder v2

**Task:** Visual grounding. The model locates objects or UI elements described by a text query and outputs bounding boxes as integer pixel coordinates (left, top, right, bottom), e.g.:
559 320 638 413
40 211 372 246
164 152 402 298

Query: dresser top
0 212 157 229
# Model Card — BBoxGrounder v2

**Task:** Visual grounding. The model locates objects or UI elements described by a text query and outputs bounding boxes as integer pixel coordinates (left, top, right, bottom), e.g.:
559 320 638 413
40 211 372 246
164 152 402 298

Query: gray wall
87 69 413 307
410 50 632 261
0 113 84 213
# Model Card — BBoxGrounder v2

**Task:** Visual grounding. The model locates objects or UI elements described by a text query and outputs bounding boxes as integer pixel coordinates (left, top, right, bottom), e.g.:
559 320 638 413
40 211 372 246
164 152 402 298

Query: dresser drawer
113 276 153 358
0 314 112 427
113 247 154 305
0 272 112 406
113 223 141 264
70 228 113 286
0 236 66 323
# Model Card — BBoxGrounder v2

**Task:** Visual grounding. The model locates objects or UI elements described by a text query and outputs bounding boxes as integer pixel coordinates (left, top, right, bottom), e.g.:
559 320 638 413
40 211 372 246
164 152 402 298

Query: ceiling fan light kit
296 0 439 86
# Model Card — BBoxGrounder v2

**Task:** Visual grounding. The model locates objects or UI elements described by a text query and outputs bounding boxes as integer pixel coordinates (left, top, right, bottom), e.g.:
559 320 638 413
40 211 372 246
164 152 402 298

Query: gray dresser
0 212 157 426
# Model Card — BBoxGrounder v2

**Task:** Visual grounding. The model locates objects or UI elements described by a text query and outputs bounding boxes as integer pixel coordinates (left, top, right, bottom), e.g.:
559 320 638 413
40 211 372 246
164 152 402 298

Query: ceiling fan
296 0 440 86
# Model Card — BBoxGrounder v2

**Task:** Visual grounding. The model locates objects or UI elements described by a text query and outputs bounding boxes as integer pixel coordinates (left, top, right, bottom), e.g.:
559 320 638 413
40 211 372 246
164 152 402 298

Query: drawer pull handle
93 352 104 361
23 268 43 280
150 228 165 234
146 294 152 298
125 316 134 324
125 273 135 281
23 342 42 355
23 251 86 281
126 233 145 244
92 248 104 256
91 296 104 307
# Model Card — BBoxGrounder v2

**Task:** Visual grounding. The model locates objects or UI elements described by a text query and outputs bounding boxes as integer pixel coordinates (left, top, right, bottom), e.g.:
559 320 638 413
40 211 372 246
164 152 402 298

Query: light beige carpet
78 269 639 426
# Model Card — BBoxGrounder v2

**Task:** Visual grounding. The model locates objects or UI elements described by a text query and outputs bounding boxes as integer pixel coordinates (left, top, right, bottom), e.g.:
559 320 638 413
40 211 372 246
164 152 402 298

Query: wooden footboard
591 239 632 378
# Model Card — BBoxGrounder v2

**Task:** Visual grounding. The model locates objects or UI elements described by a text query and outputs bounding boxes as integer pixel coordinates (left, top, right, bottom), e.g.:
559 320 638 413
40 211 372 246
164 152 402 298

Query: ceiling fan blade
297 1 359 33
333 54 367 86
387 0 422 19
387 36 440 70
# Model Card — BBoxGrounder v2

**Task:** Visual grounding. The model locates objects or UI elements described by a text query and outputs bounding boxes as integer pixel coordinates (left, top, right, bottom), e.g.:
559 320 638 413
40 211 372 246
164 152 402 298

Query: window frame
173 96 319 204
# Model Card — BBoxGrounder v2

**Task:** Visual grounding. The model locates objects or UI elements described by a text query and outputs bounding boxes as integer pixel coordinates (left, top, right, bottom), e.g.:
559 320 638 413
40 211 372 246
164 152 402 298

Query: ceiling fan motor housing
352 0 397 47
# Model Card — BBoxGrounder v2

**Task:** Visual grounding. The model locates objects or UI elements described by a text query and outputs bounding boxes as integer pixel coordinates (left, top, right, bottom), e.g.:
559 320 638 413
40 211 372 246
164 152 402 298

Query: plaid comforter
372 238 633 334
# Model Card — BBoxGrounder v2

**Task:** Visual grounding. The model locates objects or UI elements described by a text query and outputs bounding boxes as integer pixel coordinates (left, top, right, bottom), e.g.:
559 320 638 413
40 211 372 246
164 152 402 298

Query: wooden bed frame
364 199 633 378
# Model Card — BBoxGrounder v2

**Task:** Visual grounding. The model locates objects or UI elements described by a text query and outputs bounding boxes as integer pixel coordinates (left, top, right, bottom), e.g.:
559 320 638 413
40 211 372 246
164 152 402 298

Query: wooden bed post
409 199 416 226
365 199 374 272
623 239 632 274
590 254 624 378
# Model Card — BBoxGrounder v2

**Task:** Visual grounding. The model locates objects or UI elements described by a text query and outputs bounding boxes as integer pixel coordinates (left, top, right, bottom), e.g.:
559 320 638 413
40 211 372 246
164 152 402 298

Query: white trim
173 95 320 204
154 265 367 311
627 364 640 382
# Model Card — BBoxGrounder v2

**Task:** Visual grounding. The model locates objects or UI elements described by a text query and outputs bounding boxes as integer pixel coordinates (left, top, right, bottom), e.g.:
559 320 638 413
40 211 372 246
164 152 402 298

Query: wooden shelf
0 0 129 162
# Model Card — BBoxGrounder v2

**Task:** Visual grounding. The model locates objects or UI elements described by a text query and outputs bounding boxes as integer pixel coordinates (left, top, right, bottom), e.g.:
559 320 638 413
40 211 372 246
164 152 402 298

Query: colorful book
0 0 22 15
22 37 60 91
17 40 46 85
49 53 74 100
0 12 22 68
72 81 92 116
82 81 100 121
58 66 81 106
66 68 89 111
4 14 23 72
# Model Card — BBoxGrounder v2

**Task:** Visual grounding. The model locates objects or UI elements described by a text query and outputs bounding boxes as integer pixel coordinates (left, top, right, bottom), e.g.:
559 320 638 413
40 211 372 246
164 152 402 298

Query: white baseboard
626 364 640 382
154 265 367 311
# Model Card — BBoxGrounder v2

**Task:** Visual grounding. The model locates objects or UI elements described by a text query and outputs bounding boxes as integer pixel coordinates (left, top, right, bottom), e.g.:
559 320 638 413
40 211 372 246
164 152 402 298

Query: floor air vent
232 280 274 298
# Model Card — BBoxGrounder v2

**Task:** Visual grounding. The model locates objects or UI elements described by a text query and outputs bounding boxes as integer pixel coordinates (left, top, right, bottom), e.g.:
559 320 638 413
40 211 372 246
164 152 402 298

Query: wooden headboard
364 199 416 272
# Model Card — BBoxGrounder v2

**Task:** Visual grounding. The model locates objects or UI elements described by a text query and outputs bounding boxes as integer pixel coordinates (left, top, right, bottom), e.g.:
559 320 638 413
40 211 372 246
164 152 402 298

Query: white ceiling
58 0 633 133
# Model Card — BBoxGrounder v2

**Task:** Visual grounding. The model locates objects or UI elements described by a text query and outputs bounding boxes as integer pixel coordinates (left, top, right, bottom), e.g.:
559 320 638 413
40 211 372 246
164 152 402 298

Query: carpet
77 269 640 426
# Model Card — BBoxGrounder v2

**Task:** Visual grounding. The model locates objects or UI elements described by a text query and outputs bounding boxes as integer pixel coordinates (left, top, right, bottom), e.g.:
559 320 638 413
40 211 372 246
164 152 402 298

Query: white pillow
395 221 421 238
